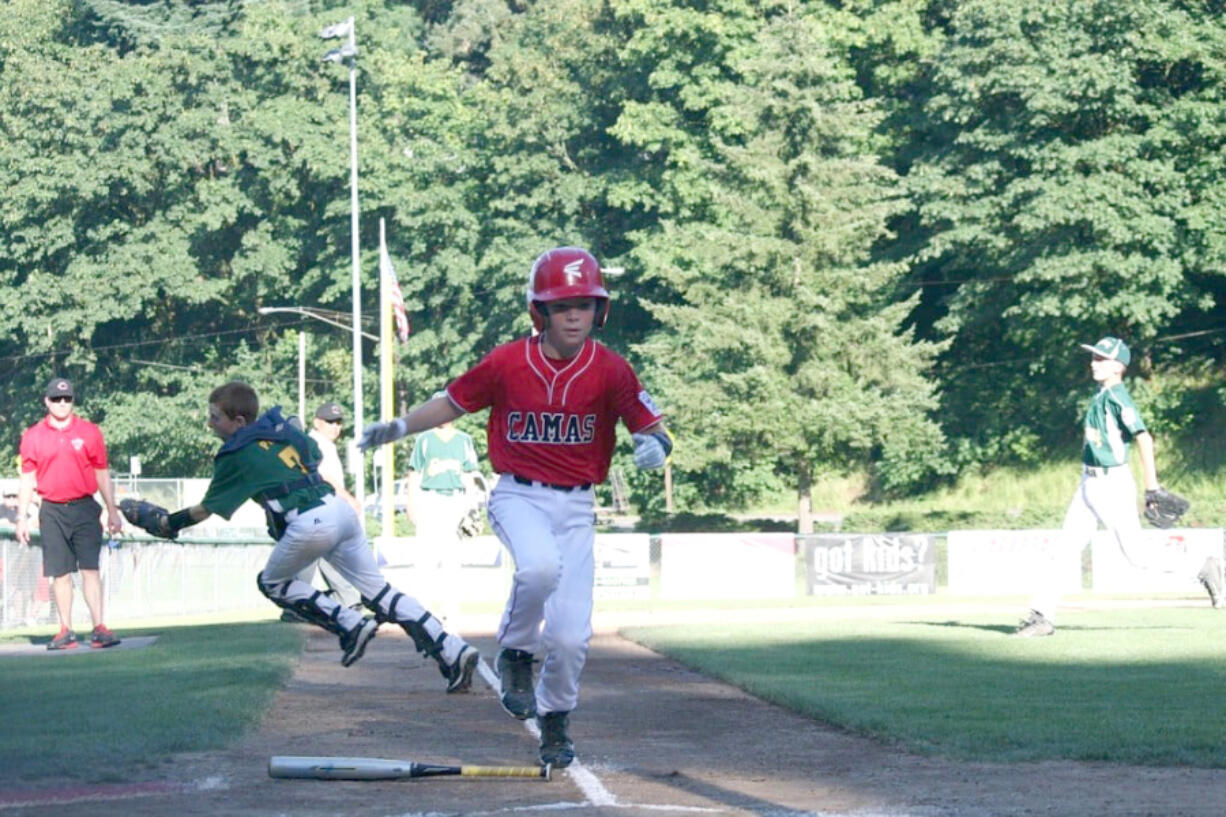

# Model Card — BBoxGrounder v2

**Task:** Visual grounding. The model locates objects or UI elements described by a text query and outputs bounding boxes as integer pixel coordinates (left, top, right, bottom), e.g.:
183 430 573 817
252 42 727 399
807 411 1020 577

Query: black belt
1084 465 1121 477
297 497 326 513
512 475 592 492
284 492 330 516
43 496 94 505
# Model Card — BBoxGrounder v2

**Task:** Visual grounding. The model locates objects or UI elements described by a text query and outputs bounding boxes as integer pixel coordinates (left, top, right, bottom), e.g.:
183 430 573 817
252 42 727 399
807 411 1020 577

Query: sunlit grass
626 606 1226 766
0 621 303 783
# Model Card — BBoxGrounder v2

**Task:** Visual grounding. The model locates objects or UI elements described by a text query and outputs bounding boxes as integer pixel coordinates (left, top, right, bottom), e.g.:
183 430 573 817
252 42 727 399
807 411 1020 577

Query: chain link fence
0 476 276 630
1 537 274 630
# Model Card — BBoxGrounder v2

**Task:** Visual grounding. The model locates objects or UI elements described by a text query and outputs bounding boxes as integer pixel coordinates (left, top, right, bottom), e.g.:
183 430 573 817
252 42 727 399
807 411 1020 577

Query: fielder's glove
1144 488 1190 529
457 503 485 538
358 418 408 452
119 498 175 540
632 429 673 470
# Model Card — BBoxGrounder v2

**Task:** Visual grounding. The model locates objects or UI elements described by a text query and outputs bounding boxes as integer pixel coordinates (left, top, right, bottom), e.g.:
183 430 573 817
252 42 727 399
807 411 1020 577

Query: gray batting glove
358 418 408 452
632 432 669 469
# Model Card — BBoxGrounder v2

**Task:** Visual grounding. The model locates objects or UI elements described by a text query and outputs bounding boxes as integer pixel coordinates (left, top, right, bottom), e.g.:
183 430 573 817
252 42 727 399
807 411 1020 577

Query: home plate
0 635 158 658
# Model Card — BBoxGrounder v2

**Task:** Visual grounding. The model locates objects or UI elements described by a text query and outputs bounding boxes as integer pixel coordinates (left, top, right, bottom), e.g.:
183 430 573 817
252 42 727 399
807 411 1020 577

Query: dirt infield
5 610 1226 816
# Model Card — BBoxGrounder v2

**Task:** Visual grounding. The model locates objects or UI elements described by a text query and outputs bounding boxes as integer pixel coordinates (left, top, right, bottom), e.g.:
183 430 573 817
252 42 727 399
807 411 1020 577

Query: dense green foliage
1 0 1223 513
904 0 1226 459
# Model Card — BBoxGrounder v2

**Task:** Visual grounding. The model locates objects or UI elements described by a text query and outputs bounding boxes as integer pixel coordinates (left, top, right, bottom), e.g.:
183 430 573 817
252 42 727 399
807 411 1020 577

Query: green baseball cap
1079 336 1130 367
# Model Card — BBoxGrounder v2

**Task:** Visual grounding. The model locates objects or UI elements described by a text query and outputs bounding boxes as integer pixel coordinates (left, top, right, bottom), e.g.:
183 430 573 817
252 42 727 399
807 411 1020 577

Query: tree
0 1 370 472
905 0 1226 458
612 3 948 517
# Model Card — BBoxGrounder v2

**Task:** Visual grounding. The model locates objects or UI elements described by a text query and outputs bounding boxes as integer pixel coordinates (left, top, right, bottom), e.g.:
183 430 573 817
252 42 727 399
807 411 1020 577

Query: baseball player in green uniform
408 398 481 624
1014 338 1220 636
143 381 479 689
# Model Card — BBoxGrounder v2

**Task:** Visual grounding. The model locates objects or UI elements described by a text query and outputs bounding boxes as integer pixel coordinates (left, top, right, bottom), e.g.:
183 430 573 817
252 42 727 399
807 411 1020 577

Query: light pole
320 16 365 519
297 329 305 422
258 305 377 341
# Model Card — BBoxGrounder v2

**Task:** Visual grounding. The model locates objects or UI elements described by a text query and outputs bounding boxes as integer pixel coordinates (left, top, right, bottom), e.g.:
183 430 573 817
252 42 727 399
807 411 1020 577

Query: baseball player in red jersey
360 247 671 768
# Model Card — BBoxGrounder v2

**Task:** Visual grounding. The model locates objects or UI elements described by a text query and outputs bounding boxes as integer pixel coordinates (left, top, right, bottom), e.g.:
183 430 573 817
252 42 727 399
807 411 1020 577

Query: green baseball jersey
202 437 332 519
1082 383 1147 468
409 429 478 494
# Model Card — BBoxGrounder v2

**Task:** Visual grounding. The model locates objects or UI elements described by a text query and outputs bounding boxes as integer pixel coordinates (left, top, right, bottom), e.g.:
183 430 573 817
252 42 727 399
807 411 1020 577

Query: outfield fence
2 526 1220 632
0 537 276 630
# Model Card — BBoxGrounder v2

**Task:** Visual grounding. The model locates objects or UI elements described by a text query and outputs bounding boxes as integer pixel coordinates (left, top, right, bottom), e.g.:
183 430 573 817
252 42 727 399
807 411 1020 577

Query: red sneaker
48 629 80 651
90 625 121 649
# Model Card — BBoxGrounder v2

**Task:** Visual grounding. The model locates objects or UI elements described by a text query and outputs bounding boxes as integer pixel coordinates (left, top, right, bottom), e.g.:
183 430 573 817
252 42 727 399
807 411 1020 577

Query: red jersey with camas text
447 336 663 486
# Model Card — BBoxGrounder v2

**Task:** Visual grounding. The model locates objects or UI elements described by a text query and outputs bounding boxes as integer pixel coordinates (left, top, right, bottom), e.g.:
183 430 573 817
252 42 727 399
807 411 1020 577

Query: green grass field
624 604 1226 767
0 621 303 784
2 598 1224 785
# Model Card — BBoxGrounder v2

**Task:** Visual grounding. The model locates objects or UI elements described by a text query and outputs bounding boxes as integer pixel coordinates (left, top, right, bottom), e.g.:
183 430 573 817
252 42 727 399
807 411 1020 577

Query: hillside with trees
2 0 1223 521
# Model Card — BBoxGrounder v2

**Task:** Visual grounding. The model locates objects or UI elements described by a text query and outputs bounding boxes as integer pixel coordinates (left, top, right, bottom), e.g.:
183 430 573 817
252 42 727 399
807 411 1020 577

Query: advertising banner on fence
1091 528 1223 594
799 534 935 596
379 533 651 603
378 535 503 569
657 533 795 600
946 530 1078 595
594 534 651 600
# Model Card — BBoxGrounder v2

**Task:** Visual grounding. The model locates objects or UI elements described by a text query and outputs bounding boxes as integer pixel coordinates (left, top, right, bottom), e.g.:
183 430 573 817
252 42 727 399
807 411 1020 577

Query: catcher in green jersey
122 381 479 690
1014 338 1221 637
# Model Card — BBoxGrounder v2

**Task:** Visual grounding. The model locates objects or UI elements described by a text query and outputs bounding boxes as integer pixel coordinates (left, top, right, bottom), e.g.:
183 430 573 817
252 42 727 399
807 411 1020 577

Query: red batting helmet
526 246 610 331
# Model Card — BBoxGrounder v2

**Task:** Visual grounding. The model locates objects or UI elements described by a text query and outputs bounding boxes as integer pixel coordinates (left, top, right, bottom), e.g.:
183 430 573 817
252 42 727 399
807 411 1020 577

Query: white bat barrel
269 756 414 780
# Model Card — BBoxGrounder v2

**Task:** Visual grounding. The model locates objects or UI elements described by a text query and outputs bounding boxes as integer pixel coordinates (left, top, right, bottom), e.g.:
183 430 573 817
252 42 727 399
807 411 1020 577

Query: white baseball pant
413 489 468 623
488 476 595 715
260 494 465 663
1030 466 1200 622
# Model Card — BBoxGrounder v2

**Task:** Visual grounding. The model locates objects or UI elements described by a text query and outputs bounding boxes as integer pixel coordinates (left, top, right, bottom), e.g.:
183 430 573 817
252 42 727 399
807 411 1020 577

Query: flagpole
379 219 396 542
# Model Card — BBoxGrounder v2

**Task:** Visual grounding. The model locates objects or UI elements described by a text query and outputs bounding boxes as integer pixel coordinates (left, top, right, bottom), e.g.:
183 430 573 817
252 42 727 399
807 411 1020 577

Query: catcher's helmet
526 247 610 331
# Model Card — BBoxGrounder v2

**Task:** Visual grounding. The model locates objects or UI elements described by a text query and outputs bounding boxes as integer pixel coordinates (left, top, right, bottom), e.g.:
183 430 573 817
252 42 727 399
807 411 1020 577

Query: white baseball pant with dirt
487 476 595 715
1030 465 1202 622
259 493 467 664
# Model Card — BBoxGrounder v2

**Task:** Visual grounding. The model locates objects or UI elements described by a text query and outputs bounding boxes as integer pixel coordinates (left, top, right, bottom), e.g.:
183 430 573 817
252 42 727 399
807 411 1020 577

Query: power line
83 0 313 37
0 322 287 367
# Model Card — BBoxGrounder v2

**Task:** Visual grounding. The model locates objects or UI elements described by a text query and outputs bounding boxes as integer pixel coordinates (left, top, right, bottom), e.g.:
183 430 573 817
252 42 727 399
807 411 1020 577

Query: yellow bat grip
460 764 552 780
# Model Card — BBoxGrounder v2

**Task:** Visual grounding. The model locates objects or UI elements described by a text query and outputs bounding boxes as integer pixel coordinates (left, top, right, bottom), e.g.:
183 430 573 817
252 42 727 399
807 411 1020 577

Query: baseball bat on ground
268 756 552 781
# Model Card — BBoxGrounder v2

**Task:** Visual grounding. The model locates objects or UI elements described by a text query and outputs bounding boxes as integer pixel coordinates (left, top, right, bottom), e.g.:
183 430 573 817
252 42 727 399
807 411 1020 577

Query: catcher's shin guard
362 583 447 662
257 572 347 637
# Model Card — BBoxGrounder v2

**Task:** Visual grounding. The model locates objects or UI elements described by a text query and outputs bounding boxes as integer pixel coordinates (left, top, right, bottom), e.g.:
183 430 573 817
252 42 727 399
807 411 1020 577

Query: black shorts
39 496 103 578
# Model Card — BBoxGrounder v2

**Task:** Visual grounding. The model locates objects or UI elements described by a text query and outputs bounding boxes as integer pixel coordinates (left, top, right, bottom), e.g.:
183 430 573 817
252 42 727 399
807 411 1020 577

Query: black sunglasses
48 396 74 403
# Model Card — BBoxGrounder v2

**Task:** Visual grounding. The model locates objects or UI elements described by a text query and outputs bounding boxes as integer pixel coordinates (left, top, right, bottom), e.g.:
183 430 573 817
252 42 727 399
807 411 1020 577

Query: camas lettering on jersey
506 412 597 444
448 336 664 485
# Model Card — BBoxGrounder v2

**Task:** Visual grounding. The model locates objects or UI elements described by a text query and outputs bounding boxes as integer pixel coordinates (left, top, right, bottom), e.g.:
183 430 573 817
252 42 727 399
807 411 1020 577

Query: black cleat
444 644 479 693
1012 609 1055 638
495 647 537 719
340 618 378 666
1198 557 1223 609
537 711 575 768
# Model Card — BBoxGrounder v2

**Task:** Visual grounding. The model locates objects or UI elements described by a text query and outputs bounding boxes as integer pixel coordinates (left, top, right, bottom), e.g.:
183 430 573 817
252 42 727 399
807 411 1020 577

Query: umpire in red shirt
16 377 123 650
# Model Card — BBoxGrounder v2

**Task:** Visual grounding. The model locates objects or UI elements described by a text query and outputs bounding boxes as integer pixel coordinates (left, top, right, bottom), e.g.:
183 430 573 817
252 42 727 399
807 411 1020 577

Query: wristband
650 429 673 457
167 508 196 535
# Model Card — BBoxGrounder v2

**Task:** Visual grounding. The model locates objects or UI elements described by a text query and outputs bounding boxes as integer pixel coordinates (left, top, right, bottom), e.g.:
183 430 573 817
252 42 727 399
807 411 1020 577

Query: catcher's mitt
1144 488 1189 529
119 498 175 540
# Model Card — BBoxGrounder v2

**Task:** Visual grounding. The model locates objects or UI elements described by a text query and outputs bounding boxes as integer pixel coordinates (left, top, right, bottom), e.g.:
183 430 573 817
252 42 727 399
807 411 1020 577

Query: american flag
380 242 410 343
